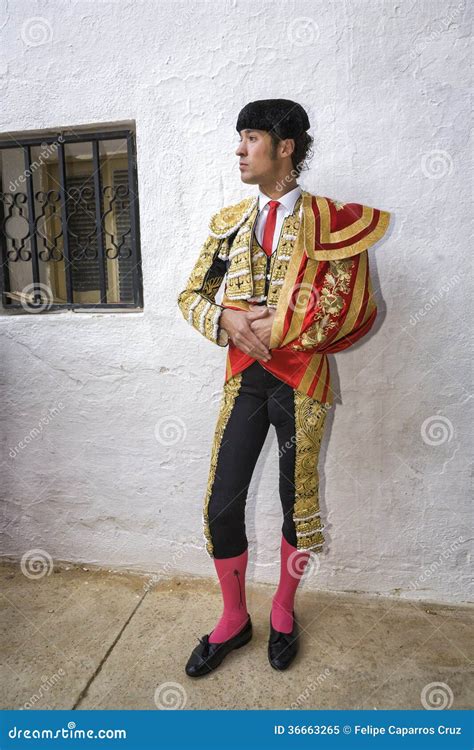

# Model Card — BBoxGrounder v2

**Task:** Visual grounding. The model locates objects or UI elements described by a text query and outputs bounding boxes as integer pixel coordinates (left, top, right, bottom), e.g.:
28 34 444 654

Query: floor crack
72 591 148 709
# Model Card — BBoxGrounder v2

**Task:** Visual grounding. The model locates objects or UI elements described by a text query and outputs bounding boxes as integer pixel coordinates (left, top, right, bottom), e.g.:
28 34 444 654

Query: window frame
0 128 143 312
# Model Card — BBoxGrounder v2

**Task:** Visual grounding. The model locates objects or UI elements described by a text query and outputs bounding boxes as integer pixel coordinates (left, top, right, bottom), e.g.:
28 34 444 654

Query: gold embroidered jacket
177 190 391 405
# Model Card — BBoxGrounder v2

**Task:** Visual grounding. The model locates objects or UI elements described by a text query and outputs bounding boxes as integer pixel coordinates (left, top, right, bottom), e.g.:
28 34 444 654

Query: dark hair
268 130 314 176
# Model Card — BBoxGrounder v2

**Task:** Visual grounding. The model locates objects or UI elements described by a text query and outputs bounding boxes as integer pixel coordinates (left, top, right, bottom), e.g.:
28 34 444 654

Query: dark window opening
0 128 143 312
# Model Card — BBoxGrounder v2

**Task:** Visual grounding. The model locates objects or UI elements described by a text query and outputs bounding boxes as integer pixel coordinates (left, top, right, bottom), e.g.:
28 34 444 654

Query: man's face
235 129 278 184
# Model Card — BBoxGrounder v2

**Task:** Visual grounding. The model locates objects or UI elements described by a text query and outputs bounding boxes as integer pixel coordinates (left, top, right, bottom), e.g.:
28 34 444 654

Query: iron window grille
0 129 143 312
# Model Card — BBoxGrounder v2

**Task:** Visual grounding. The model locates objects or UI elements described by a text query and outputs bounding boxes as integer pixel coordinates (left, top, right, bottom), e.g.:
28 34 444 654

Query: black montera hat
236 99 310 139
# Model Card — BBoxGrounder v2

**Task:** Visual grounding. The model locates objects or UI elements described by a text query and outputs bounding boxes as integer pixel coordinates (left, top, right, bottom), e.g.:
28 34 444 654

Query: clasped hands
220 305 275 362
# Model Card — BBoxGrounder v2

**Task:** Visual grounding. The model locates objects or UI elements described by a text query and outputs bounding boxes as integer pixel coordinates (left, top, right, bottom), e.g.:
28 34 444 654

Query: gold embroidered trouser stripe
311 354 330 404
202 372 243 557
225 354 233 380
292 389 328 552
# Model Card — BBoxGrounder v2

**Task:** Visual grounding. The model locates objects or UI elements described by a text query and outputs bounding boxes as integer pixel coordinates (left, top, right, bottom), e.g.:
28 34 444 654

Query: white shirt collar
258 184 302 213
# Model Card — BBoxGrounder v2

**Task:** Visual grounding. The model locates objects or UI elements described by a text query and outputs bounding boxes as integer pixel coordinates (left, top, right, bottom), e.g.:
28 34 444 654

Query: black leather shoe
268 609 299 670
185 615 252 677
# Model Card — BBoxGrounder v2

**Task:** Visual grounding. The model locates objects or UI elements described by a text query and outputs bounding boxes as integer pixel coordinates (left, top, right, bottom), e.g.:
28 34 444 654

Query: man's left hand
246 304 276 349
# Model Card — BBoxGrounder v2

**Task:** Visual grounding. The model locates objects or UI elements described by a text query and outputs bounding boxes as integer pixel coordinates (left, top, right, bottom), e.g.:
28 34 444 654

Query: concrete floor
0 561 472 711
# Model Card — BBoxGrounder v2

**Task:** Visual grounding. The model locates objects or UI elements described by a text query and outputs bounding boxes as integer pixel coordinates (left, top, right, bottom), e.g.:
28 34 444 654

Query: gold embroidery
201 275 223 299
331 199 345 210
266 206 302 307
291 257 355 350
269 192 312 349
177 235 226 345
202 373 243 557
224 196 302 304
224 205 258 300
209 197 257 238
186 236 218 290
292 391 328 552
334 250 368 341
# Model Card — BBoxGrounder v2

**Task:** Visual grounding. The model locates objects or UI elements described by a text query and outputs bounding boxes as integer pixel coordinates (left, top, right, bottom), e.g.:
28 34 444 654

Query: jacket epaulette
208 196 258 239
307 195 391 260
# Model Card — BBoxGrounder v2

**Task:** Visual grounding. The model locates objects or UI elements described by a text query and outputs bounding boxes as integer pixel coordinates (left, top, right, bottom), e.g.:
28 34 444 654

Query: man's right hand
220 307 272 362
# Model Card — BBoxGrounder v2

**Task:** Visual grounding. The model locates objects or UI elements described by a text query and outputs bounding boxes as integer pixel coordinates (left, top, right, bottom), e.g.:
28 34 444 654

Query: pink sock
208 548 250 643
271 535 310 633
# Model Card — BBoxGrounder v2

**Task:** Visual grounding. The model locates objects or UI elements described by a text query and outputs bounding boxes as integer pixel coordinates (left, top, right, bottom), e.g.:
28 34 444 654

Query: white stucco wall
0 0 471 604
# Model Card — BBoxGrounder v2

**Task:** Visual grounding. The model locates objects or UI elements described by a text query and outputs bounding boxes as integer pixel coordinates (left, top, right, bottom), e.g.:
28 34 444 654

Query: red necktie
261 200 280 257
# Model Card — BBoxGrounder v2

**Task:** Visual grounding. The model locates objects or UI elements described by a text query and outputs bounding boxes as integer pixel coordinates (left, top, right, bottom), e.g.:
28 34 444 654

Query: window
0 128 143 311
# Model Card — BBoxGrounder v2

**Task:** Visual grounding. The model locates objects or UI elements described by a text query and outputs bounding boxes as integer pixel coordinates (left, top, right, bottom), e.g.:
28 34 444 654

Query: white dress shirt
254 184 302 254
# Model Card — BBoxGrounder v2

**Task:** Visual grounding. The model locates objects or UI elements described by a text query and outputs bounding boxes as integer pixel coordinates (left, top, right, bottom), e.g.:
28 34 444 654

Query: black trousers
202 361 328 559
